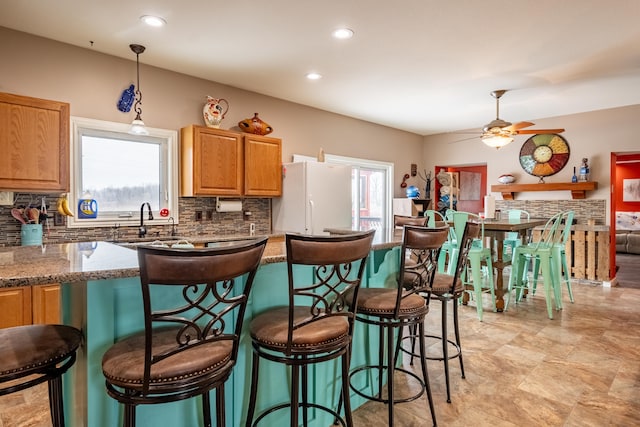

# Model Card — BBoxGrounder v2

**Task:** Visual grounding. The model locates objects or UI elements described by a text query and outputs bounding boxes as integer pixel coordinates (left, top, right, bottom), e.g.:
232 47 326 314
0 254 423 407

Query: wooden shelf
491 181 598 200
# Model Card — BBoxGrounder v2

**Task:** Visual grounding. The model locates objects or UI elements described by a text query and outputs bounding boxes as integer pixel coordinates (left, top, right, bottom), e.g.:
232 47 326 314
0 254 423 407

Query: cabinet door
181 126 243 196
32 284 61 324
244 134 282 196
0 92 70 191
0 286 32 328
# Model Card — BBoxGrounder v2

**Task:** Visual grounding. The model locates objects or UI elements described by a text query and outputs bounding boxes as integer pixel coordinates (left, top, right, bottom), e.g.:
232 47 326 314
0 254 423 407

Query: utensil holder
21 223 43 246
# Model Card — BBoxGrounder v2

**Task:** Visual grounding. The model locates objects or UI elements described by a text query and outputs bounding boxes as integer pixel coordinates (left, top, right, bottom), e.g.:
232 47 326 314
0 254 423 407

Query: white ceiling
2 0 639 136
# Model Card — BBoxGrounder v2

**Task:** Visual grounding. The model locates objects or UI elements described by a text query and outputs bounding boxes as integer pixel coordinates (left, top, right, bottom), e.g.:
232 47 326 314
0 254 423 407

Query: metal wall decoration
519 134 570 182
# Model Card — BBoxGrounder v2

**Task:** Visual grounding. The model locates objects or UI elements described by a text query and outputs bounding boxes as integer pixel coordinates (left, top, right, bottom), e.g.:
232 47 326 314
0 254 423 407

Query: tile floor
1 281 639 426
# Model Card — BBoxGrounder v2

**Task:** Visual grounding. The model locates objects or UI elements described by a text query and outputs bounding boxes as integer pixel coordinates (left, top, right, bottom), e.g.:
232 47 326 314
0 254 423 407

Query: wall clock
519 134 570 182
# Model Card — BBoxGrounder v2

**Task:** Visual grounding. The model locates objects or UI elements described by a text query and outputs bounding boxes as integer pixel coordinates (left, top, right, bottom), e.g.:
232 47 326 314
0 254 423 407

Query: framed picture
459 171 481 201
623 178 640 201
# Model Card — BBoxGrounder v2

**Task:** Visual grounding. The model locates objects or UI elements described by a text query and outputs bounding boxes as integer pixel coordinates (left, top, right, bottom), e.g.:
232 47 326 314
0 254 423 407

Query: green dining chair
437 209 459 274
506 211 565 319
531 210 575 308
424 209 447 228
503 209 531 260
452 212 496 321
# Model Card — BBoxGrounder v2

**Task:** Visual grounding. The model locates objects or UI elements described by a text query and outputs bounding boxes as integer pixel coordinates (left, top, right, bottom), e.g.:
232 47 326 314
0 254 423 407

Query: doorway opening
433 164 487 216
610 151 640 281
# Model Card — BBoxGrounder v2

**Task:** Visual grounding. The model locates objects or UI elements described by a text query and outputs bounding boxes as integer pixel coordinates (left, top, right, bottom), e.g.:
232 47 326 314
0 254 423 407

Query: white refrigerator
272 162 353 234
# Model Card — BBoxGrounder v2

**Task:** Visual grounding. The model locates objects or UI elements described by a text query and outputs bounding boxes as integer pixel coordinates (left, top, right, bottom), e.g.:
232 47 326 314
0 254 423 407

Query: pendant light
129 44 149 135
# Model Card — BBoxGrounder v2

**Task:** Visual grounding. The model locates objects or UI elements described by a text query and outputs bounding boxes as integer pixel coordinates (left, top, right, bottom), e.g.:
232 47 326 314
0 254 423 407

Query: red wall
615 154 640 212
434 165 487 214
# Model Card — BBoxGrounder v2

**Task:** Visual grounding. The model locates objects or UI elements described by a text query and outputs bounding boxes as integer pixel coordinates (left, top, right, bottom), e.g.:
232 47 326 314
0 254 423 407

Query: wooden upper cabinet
181 126 243 196
244 134 282 196
180 125 282 197
0 92 70 192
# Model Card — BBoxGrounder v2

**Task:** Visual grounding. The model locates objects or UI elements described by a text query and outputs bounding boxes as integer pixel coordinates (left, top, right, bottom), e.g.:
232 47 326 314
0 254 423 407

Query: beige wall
3 27 639 222
423 103 640 224
0 27 424 198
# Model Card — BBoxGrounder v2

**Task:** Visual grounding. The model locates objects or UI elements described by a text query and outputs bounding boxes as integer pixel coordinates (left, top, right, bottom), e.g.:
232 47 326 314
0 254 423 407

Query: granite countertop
0 229 402 288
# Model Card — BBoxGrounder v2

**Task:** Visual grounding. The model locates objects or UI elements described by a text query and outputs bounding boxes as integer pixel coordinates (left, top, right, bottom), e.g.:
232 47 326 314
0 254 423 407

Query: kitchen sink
206 239 258 248
115 236 191 248
114 236 260 249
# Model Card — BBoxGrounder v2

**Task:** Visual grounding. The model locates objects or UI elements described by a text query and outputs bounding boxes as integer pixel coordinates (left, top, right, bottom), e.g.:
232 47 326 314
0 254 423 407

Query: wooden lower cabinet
0 284 60 328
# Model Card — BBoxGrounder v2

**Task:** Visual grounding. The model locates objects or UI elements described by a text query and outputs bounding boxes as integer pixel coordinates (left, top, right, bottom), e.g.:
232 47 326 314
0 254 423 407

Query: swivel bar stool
245 230 375 427
348 225 449 426
102 238 267 427
425 221 481 403
393 214 428 229
0 324 83 427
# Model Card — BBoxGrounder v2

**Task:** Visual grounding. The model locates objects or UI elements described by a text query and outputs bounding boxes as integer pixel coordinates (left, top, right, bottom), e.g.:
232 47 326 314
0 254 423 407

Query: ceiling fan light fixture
481 133 514 149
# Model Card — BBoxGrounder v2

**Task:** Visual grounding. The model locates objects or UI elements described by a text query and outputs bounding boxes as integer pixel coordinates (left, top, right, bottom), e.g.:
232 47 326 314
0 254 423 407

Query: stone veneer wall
0 193 271 247
495 199 606 224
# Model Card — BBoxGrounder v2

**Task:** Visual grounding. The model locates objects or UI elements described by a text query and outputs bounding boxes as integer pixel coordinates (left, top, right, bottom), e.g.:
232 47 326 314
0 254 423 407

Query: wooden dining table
478 217 547 311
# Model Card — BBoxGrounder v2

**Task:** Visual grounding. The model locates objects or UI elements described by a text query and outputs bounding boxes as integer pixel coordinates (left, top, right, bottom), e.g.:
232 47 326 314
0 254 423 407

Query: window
68 117 178 228
325 154 393 231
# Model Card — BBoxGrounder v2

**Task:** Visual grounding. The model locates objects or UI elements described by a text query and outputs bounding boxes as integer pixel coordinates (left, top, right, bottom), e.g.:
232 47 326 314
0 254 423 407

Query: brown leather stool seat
250 307 350 353
0 324 83 427
245 230 375 427
348 225 448 427
102 238 267 427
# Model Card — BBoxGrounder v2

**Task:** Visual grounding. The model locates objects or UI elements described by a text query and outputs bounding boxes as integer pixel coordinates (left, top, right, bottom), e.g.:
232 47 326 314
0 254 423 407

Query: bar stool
245 230 375 427
425 221 481 403
0 324 83 427
102 238 267 427
394 214 428 228
349 225 448 426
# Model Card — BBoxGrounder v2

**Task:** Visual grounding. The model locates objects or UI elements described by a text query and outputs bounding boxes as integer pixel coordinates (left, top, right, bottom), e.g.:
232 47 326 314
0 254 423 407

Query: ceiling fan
476 89 565 148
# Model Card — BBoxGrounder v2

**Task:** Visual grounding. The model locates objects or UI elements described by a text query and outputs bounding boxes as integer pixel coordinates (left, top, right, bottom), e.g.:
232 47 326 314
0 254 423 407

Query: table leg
493 236 507 312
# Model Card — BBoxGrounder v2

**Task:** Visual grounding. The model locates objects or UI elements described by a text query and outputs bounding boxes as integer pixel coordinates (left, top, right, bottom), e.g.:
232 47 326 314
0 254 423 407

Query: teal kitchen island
0 230 403 426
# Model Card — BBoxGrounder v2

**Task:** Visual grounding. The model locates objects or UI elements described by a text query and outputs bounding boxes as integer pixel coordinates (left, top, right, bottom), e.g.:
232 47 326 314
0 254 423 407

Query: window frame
325 154 394 231
68 116 179 229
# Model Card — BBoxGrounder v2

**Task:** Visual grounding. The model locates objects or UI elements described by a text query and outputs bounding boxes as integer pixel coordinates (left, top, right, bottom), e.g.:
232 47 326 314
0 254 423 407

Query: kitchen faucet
139 202 153 238
168 216 177 236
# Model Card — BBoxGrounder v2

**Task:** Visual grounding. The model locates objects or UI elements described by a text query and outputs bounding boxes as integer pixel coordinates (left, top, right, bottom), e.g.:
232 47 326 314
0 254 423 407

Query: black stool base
249 402 347 427
349 365 426 405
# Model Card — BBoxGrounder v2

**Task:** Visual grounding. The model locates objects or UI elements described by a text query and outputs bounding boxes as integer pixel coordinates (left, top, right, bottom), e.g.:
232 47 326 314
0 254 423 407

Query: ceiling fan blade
503 121 534 132
516 128 565 134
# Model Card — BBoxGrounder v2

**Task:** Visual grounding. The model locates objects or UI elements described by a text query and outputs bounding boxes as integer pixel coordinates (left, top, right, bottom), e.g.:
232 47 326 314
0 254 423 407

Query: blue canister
21 223 43 246
78 199 98 218
405 185 420 199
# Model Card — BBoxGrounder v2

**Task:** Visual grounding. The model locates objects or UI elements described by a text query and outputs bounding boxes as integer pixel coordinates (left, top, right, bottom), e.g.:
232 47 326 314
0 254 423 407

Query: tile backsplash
0 194 271 247
495 199 606 224
0 194 607 247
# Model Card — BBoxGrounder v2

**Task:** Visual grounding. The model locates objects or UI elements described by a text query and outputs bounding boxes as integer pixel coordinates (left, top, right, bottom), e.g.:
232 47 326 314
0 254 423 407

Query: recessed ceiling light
332 28 354 40
140 15 166 27
306 72 322 80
